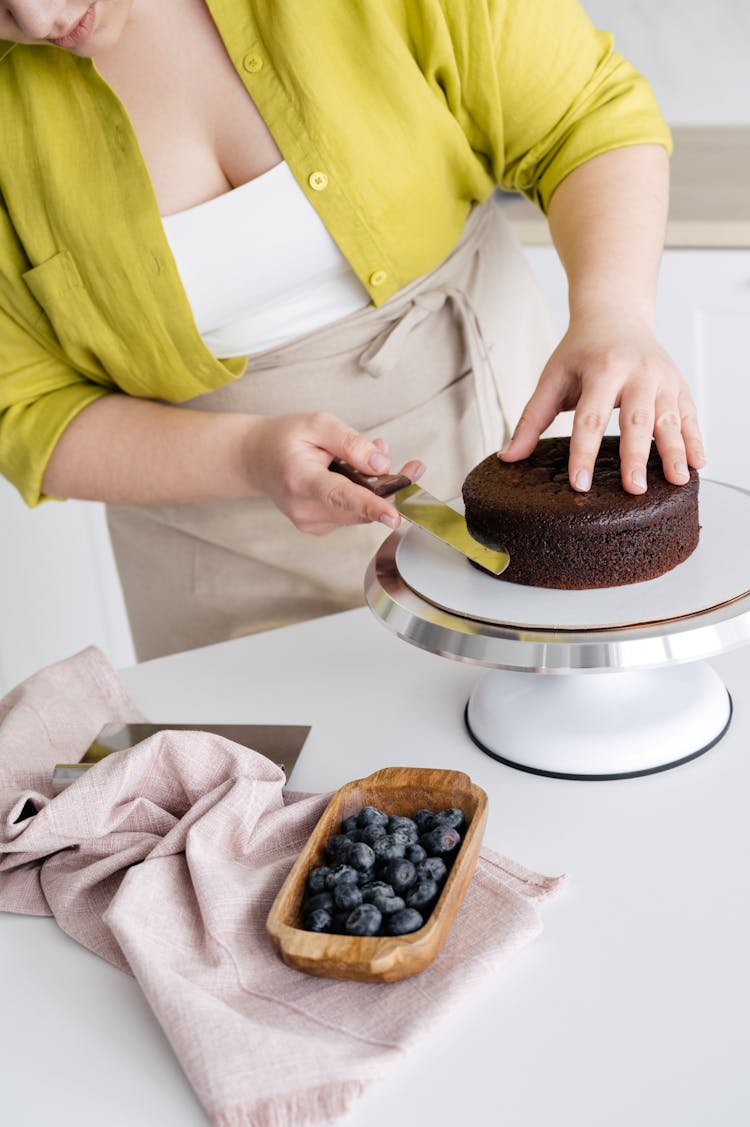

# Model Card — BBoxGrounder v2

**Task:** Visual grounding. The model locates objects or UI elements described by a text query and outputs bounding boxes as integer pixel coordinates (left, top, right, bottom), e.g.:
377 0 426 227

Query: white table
2 608 748 1126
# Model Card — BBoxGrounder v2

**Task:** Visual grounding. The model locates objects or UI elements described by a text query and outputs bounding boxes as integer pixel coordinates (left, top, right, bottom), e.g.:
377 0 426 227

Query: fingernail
379 513 399 529
411 462 426 482
574 469 591 491
674 460 689 479
632 468 647 490
369 453 390 474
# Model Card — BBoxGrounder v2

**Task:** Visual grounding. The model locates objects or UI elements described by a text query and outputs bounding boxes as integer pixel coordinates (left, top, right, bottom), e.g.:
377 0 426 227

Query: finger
319 467 402 529
678 390 707 469
399 458 426 482
617 385 655 494
652 394 690 485
499 368 568 461
302 508 400 536
315 414 393 476
568 394 617 492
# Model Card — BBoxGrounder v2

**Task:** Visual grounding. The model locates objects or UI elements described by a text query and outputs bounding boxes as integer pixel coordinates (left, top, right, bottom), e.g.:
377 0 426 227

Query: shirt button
369 269 388 287
308 171 329 191
243 53 263 73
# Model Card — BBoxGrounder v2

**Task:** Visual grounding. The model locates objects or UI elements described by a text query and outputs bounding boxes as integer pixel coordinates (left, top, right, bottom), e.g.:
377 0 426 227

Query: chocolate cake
461 437 700 589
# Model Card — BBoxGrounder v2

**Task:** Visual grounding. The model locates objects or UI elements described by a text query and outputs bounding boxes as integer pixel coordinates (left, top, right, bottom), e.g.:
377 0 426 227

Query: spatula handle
329 458 412 498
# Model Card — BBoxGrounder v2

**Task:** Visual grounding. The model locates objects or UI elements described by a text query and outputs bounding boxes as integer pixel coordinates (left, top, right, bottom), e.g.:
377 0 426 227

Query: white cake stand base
464 662 732 780
365 480 750 781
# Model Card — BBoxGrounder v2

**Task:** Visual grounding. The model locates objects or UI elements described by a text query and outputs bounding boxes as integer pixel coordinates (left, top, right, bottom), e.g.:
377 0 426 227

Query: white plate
395 478 750 631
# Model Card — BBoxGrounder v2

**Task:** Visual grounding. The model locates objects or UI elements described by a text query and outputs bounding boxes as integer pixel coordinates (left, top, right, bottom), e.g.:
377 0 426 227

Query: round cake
461 437 700 589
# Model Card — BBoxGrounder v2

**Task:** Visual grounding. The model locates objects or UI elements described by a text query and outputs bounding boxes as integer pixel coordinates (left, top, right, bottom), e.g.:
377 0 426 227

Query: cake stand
365 479 750 780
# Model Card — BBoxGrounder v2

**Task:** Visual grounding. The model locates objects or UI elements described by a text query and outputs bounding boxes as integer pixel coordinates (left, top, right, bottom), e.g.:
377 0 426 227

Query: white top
161 161 370 357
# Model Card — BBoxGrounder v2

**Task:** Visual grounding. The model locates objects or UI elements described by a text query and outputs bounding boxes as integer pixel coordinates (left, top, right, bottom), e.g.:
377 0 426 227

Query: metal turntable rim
394 477 748 632
365 478 750 673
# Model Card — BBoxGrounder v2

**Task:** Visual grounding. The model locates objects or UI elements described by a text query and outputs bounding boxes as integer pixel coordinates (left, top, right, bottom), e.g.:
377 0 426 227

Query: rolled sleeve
0 309 110 506
493 1 672 211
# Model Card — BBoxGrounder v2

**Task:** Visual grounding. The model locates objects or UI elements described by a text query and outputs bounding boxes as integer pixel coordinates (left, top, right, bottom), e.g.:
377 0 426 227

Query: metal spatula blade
330 459 509 575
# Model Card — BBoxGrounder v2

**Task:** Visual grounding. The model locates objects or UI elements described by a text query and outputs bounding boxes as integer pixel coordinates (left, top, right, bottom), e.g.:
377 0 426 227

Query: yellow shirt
0 0 671 505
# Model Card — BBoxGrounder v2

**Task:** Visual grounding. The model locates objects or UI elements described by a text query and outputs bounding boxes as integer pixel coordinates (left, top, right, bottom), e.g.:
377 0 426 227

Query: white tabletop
2 607 748 1126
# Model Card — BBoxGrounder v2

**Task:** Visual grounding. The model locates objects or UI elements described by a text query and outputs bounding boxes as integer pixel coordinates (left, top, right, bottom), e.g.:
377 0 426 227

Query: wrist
237 414 270 497
567 296 656 331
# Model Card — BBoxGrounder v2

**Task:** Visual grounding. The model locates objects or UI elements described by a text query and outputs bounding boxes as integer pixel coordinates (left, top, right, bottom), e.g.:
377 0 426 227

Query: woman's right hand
41 396 423 519
245 411 424 534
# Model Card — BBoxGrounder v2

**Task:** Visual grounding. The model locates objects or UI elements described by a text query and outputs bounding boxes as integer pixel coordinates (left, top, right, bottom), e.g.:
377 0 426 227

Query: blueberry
324 834 352 865
304 891 334 914
361 880 396 903
333 881 363 911
306 865 331 893
303 802 465 939
412 808 435 832
356 806 389 828
431 808 466 833
303 907 333 932
382 857 418 894
358 823 387 846
387 815 419 842
372 834 407 862
405 877 439 911
325 864 359 889
344 903 383 936
348 841 376 872
372 892 405 915
331 911 351 934
420 825 461 857
417 857 447 884
385 907 424 935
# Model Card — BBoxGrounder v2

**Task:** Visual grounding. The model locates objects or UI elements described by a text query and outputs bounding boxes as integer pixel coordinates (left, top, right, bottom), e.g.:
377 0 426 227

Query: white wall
0 486 135 693
584 0 750 124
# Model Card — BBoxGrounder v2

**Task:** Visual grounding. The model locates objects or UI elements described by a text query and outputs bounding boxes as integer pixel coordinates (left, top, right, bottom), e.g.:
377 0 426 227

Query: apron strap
358 286 506 455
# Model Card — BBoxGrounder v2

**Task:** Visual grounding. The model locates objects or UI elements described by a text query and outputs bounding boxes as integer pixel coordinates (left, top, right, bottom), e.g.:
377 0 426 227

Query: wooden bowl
266 766 488 982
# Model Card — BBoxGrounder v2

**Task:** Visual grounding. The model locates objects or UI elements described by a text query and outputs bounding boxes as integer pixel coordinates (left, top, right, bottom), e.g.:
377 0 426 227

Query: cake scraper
329 458 509 575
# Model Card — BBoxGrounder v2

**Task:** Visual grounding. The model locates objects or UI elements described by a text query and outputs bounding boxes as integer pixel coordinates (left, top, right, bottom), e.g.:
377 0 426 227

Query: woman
0 1 705 658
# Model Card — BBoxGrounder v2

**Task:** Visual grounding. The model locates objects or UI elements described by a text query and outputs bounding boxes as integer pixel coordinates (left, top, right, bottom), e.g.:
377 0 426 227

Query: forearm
40 393 421 533
41 393 261 504
547 145 670 325
503 143 704 492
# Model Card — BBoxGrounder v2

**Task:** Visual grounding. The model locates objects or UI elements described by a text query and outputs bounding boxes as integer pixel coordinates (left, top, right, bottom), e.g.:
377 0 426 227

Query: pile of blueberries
299 804 466 937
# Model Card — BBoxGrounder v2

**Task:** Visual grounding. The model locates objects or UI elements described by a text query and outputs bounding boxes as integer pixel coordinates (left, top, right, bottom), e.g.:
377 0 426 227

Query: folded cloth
0 647 566 1126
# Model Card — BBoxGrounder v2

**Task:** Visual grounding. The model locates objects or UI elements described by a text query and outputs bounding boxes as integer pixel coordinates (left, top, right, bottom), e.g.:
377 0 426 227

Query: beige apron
107 199 560 660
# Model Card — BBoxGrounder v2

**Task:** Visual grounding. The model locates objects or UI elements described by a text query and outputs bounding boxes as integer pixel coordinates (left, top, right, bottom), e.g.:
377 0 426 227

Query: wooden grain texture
266 766 488 982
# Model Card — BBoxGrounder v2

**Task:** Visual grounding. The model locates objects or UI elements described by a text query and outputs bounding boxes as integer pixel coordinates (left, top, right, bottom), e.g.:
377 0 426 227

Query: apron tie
358 286 507 455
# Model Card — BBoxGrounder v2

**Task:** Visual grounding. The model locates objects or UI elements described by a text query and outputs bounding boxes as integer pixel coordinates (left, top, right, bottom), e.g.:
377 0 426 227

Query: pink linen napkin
0 647 565 1126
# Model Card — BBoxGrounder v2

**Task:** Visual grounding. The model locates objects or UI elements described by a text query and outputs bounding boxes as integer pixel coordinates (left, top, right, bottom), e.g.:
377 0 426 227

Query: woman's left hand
499 312 707 493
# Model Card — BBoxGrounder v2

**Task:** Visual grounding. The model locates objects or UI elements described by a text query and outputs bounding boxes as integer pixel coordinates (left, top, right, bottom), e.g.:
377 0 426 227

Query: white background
585 0 750 125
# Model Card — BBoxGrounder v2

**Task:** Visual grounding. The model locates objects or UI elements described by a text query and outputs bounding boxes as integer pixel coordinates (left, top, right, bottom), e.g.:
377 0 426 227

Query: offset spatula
330 458 509 575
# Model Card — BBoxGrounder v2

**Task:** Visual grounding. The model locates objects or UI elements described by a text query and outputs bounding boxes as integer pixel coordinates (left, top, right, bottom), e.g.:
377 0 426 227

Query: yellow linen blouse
0 0 671 504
